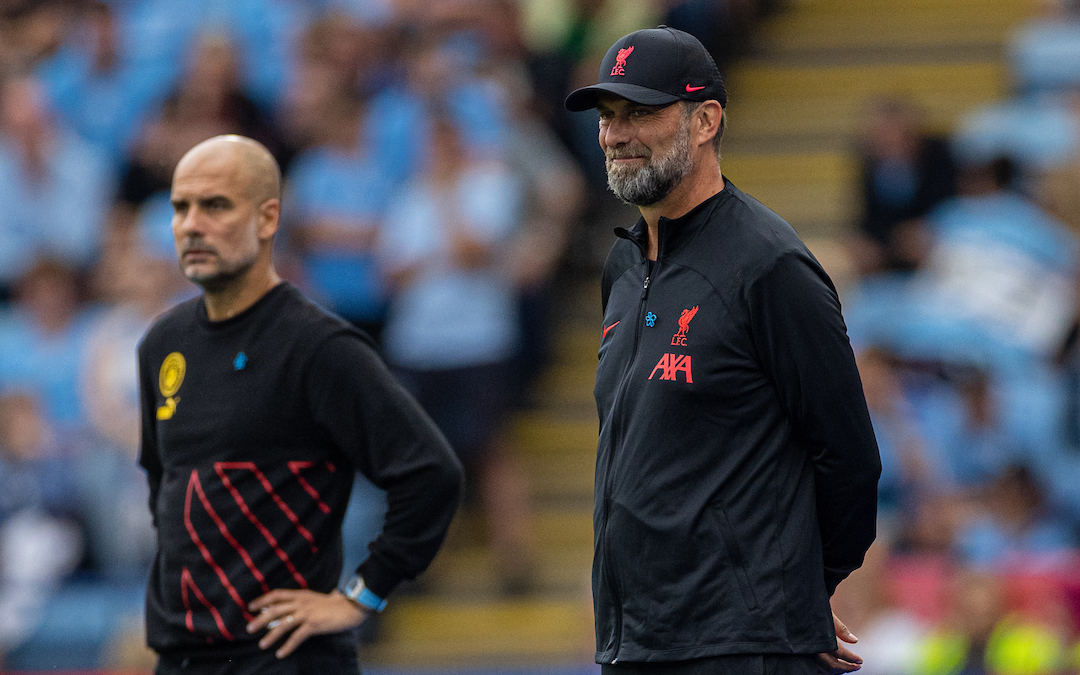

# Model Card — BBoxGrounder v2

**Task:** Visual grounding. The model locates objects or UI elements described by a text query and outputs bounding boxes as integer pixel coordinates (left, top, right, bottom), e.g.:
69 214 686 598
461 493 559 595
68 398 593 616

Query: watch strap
344 575 387 612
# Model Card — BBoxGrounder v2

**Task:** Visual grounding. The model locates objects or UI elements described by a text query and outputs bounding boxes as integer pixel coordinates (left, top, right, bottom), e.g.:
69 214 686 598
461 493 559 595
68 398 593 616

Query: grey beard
183 254 257 293
606 123 693 206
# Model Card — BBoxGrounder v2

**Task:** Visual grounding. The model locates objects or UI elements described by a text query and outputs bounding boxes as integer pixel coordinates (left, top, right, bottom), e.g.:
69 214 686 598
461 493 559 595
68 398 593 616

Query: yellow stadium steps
422 518 594 599
723 150 859 236
725 62 1008 143
757 0 1037 53
364 598 594 668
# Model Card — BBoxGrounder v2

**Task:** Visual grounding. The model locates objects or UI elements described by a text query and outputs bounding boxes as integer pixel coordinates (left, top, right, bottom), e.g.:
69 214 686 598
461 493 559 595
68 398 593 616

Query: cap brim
564 83 681 112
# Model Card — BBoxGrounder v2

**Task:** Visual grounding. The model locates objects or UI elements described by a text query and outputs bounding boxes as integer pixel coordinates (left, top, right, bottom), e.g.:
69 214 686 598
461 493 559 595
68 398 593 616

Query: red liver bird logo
611 46 634 76
676 306 698 337
671 305 698 346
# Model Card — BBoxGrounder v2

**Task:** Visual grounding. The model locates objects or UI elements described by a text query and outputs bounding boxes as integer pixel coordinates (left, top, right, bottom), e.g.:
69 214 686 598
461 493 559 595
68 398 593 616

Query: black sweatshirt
594 181 881 663
137 282 462 657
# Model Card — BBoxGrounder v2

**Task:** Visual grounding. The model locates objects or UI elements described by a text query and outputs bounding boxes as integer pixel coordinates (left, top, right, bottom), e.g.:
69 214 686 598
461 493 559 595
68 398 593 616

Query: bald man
137 136 462 673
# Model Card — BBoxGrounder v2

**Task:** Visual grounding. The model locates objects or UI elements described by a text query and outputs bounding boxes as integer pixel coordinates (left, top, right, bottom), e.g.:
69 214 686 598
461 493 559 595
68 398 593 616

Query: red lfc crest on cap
611 46 634 76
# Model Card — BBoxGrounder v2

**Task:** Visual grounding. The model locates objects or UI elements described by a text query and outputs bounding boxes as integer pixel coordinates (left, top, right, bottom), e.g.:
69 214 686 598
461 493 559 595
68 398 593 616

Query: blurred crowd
12 0 1080 672
838 1 1080 672
0 0 782 665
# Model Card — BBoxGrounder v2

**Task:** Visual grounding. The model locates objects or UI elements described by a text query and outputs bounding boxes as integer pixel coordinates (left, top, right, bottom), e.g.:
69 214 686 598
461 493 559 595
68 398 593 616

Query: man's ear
695 100 723 148
257 198 280 241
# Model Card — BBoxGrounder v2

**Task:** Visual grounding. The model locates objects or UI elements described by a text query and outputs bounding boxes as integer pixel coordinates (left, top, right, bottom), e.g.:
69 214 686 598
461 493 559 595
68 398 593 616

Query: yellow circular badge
159 352 186 397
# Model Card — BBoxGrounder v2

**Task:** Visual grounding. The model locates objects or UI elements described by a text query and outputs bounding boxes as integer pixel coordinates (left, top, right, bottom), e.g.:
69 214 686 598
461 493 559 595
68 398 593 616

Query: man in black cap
566 27 881 675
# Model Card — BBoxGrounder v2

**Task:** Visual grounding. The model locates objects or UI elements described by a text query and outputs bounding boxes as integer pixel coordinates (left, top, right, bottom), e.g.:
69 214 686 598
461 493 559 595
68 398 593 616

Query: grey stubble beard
180 242 258 294
605 118 693 207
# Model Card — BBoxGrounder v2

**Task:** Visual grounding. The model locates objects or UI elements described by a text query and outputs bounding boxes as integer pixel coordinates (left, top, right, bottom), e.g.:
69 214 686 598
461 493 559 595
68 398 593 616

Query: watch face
345 577 363 598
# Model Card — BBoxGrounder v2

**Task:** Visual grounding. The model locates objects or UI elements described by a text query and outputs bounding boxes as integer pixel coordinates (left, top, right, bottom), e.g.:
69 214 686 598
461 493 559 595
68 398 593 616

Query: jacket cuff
356 557 405 600
824 567 848 597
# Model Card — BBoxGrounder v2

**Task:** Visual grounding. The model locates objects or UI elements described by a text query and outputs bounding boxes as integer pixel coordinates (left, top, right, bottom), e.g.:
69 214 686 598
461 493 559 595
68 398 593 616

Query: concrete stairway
362 0 1039 667
723 0 1038 239
363 288 602 668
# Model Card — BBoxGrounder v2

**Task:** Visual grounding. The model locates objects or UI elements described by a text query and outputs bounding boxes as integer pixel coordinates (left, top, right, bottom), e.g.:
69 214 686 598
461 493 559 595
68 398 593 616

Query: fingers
274 621 314 658
250 607 313 657
246 589 368 658
817 650 862 674
832 612 858 644
817 644 863 674
249 589 299 612
258 612 299 653
833 645 863 666
246 600 297 634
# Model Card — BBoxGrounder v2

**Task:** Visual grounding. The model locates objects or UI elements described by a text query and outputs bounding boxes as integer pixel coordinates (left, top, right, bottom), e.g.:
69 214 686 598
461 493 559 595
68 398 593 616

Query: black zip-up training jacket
138 282 462 657
594 181 881 664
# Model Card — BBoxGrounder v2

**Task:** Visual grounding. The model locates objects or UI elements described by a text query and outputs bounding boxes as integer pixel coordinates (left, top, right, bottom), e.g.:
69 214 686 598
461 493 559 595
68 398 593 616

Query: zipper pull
643 276 650 290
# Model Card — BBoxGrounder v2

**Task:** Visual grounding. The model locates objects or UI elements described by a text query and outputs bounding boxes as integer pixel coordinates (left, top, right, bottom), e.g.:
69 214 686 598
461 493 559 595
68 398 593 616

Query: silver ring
267 614 295 630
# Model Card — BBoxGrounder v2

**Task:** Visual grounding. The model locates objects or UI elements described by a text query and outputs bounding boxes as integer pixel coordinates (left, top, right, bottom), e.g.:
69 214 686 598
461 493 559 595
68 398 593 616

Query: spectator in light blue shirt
916 158 1079 367
1009 0 1080 97
189 0 314 112
0 74 114 294
366 32 510 182
380 117 522 370
847 158 1079 372
36 1 177 163
955 465 1076 567
0 260 98 435
379 114 535 592
284 73 396 338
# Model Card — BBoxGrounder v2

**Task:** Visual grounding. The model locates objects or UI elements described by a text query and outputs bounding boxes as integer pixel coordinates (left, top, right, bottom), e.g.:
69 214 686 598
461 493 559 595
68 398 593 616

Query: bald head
175 135 281 205
170 135 283 301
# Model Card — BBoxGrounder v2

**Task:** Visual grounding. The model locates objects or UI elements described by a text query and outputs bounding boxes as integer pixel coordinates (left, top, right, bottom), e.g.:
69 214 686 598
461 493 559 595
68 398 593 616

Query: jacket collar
614 179 734 259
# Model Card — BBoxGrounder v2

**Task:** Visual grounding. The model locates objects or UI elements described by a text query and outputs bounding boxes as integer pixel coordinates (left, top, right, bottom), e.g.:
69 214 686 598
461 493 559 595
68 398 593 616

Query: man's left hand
816 612 863 673
247 589 369 658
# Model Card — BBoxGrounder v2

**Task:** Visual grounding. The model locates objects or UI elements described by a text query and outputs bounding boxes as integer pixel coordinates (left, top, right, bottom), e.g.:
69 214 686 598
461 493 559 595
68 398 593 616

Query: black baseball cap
564 26 727 112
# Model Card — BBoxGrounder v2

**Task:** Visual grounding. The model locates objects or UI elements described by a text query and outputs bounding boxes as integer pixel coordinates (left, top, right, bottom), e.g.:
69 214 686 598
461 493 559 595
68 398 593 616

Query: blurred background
2 0 1080 673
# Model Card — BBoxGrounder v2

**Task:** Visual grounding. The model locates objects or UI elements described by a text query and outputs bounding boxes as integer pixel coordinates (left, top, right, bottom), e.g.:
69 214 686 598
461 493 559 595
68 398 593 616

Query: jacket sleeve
136 342 162 530
746 250 881 596
305 333 463 599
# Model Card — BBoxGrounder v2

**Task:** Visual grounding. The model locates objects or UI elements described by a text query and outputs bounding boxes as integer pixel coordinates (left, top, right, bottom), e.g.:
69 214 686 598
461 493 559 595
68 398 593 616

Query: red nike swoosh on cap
602 321 620 338
685 84 706 92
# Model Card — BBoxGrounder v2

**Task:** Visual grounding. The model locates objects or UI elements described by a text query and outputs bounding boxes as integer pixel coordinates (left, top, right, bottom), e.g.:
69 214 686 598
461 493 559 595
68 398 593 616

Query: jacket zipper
600 246 653 663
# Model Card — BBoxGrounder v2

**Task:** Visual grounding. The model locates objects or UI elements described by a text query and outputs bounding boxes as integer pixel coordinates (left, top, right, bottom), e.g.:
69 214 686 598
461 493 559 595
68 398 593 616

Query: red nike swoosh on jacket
602 321 620 338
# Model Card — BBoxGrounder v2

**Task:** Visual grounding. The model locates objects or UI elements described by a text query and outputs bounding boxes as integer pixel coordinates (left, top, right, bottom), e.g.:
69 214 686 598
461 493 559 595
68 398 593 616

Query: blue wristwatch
343 575 387 612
